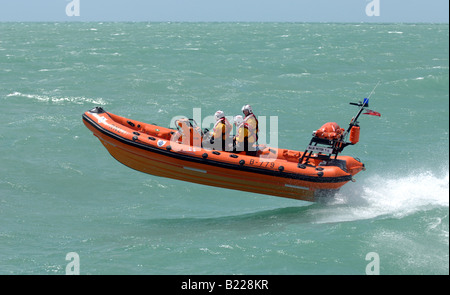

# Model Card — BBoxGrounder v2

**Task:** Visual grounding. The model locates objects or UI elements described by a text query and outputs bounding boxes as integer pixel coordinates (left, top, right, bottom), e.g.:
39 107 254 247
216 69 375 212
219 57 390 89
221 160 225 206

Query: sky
0 0 448 23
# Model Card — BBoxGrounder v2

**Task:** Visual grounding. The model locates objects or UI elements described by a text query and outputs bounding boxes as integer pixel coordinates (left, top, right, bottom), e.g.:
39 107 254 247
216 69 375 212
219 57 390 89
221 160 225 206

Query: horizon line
0 20 448 24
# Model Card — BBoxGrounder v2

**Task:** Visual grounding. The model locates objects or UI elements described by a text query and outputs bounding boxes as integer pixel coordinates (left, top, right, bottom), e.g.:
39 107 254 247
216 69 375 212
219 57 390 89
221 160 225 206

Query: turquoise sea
0 22 448 275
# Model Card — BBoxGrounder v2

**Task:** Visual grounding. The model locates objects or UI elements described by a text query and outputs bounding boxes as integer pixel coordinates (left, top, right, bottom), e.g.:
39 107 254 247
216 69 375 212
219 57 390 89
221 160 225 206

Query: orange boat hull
82 107 364 202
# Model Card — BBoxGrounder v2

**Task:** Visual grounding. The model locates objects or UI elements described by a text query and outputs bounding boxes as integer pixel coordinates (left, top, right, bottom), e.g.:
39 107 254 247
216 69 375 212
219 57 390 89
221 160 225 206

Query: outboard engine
299 97 380 165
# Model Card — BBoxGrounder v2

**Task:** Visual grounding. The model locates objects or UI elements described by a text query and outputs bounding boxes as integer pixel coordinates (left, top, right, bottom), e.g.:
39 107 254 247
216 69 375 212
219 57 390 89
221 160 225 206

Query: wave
138 167 449 228
313 167 449 223
6 92 107 105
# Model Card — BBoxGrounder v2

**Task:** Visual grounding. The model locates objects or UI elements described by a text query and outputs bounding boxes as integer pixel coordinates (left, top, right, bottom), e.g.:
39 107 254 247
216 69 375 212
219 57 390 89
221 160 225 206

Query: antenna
367 81 381 100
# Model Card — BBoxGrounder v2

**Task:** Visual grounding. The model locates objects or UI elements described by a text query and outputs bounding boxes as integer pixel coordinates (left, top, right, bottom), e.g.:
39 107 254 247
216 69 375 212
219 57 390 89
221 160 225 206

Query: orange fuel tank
349 126 360 145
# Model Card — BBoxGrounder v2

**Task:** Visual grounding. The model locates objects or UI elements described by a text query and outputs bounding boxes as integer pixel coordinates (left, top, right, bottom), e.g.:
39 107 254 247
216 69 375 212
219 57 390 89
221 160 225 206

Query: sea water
0 22 448 275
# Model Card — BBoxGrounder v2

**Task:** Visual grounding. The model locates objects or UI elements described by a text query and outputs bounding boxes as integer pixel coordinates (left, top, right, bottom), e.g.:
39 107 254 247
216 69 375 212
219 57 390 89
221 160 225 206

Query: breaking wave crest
6 92 107 105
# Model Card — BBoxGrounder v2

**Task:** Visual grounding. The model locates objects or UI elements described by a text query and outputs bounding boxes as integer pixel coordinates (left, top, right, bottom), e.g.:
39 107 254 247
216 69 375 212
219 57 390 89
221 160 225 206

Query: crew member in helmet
233 115 257 156
209 110 232 151
241 104 259 143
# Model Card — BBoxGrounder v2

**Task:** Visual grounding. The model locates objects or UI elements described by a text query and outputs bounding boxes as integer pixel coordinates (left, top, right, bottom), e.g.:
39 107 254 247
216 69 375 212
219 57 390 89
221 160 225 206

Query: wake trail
312 167 449 223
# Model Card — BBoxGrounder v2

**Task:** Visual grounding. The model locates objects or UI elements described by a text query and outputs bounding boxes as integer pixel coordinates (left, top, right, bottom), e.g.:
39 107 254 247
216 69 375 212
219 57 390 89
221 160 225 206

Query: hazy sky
0 0 448 22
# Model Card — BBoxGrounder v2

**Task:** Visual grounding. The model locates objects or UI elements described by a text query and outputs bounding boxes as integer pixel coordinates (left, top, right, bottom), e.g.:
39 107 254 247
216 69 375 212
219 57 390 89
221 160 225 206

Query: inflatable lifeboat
82 99 377 202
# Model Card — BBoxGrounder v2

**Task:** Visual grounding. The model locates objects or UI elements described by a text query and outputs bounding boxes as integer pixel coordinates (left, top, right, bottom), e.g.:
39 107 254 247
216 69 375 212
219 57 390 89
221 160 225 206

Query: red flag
363 109 381 117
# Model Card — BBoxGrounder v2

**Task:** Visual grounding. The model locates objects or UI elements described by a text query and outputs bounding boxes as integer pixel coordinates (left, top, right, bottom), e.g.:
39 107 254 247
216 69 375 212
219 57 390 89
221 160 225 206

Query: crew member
210 110 232 151
241 104 259 143
233 115 257 156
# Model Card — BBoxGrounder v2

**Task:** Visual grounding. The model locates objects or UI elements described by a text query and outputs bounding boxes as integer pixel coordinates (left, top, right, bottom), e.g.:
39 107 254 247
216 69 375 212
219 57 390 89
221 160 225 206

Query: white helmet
234 115 243 126
241 104 253 113
214 110 225 121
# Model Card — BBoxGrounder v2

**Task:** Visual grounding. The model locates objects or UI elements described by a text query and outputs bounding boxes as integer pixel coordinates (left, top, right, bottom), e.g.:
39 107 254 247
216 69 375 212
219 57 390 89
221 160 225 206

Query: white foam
313 168 449 223
6 92 107 105
361 170 448 215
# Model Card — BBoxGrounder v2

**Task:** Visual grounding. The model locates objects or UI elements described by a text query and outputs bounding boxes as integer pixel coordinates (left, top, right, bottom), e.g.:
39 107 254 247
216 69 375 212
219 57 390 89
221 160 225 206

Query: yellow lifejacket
235 123 255 144
212 117 232 141
244 113 258 141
